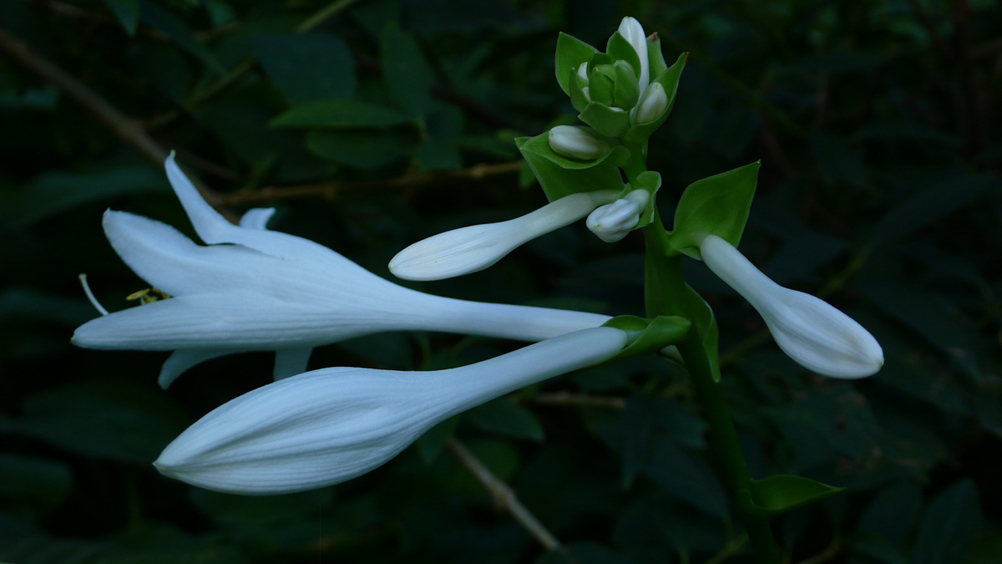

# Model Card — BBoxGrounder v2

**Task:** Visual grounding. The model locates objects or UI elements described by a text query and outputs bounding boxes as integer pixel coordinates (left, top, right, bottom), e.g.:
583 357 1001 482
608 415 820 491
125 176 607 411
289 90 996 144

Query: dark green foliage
1 1 1000 563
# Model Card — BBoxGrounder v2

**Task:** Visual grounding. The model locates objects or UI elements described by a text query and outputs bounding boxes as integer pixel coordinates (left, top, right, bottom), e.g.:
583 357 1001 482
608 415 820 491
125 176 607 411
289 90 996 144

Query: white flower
586 190 649 243
633 82 667 125
388 189 618 281
72 154 612 388
154 327 628 494
618 17 650 94
699 235 883 378
547 125 610 160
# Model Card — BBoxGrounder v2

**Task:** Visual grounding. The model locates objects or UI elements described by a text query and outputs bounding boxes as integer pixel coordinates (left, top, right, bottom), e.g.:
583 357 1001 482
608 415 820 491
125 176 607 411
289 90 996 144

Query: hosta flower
548 125 610 160
633 82 668 125
586 190 650 243
154 326 628 494
389 189 618 281
618 17 649 94
72 154 611 388
699 235 883 378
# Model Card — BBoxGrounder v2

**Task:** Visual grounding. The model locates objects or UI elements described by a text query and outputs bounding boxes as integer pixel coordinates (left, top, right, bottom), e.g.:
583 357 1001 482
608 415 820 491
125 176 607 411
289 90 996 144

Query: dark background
0 0 1000 562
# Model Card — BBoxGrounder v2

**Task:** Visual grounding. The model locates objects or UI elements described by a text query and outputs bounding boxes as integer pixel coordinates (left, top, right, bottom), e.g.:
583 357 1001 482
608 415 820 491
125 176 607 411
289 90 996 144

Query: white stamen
78 274 109 316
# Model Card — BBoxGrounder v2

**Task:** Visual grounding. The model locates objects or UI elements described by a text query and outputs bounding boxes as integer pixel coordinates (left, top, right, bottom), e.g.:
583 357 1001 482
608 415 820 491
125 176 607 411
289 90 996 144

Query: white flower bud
586 190 649 243
389 190 619 281
634 83 668 124
699 235 884 378
618 17 650 93
548 125 610 160
577 62 589 86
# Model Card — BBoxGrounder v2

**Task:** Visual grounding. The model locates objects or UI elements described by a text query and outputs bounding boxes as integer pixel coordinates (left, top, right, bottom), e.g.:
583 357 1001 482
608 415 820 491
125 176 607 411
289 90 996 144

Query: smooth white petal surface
700 235 883 378
239 208 276 230
634 82 667 124
154 327 627 494
618 17 649 93
389 191 618 281
547 125 610 160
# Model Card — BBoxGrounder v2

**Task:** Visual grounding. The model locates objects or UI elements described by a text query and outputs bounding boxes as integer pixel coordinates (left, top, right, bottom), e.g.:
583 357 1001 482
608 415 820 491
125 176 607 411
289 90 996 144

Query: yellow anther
126 287 172 305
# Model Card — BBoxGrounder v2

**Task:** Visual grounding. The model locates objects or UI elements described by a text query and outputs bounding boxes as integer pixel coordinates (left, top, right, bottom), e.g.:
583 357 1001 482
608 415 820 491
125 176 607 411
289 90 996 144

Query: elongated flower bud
634 83 667 124
389 190 618 281
586 190 649 243
154 327 628 494
618 17 649 94
548 125 610 160
699 235 883 378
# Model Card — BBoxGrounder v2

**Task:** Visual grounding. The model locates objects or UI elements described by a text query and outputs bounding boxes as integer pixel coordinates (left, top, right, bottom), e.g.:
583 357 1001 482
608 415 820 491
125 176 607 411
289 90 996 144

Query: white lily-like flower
699 235 883 378
389 189 618 281
633 82 667 125
154 326 628 494
618 17 650 94
586 190 649 243
72 154 612 388
547 125 611 160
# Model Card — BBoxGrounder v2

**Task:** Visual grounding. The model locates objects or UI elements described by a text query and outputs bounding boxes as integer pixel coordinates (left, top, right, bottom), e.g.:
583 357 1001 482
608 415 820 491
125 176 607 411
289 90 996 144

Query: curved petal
239 208 276 230
159 349 235 389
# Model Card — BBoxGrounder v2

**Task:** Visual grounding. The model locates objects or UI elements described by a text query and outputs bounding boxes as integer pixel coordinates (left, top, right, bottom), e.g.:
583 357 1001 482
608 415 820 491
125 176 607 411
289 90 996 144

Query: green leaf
578 102 630 137
633 171 662 228
642 438 729 518
588 68 615 106
613 61 639 109
0 453 73 514
468 398 544 442
741 475 844 517
855 482 922 544
306 130 409 169
625 52 687 143
515 133 628 201
380 22 434 118
252 33 356 105
603 315 691 362
103 0 139 35
269 99 410 128
669 161 761 258
555 32 598 94
647 35 669 79
416 417 458 463
681 284 721 381
605 32 641 81
139 1 224 74
912 479 981 564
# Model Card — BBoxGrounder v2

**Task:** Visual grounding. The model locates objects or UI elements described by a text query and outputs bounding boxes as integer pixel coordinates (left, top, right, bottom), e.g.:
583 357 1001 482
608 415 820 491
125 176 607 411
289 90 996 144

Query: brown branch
447 438 570 557
0 25 224 207
216 160 523 206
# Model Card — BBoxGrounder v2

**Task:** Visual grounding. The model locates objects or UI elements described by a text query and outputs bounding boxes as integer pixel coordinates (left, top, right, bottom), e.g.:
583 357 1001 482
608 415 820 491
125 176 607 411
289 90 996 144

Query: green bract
602 315 692 361
740 475 845 517
555 32 598 95
668 161 761 259
624 52 687 142
515 133 629 201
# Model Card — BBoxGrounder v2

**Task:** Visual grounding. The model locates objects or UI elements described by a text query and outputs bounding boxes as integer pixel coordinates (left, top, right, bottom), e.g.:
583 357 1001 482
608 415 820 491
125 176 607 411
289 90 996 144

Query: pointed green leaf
648 35 669 79
669 161 760 259
681 284 721 381
515 133 628 201
588 69 615 106
633 171 662 228
555 32 598 94
569 67 591 112
605 32 641 79
269 99 410 128
579 103 630 137
912 479 981 564
744 475 845 516
306 130 409 169
613 61 640 109
625 52 687 143
253 33 356 104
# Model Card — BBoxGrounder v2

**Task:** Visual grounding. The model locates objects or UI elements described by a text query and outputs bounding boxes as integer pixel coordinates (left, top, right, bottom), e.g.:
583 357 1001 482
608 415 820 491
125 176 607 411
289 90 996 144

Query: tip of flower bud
548 126 610 160
586 191 648 243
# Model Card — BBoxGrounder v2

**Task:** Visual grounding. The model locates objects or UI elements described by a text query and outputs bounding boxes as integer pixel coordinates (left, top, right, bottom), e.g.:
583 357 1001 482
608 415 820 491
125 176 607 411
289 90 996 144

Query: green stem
642 216 781 564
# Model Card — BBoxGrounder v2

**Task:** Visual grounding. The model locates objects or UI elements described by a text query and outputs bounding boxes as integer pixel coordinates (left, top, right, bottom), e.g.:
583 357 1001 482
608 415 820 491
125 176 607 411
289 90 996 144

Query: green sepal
633 171 662 228
579 103 630 137
681 284 721 382
588 69 615 106
613 61 640 109
569 68 590 112
738 475 845 517
587 52 613 69
625 52 687 142
602 315 692 362
515 133 628 201
647 35 669 79
606 32 642 80
668 161 760 259
555 33 598 95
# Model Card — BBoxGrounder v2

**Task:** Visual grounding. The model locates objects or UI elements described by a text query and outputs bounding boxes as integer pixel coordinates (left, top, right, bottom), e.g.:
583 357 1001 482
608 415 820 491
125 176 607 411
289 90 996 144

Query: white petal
586 191 648 243
388 190 618 281
154 327 627 494
159 349 234 389
239 208 276 230
548 125 610 160
618 17 649 93
700 235 883 378
273 347 313 380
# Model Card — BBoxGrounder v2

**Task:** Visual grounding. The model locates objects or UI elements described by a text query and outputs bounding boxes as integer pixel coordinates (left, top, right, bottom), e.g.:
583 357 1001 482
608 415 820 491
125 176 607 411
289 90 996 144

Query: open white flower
388 189 618 281
72 154 612 388
154 326 628 494
699 235 883 378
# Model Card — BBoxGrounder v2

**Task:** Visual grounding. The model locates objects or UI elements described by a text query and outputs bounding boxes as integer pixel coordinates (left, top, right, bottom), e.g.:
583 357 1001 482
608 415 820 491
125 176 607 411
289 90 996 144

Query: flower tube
388 189 618 281
72 154 612 388
699 235 883 378
154 327 628 494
